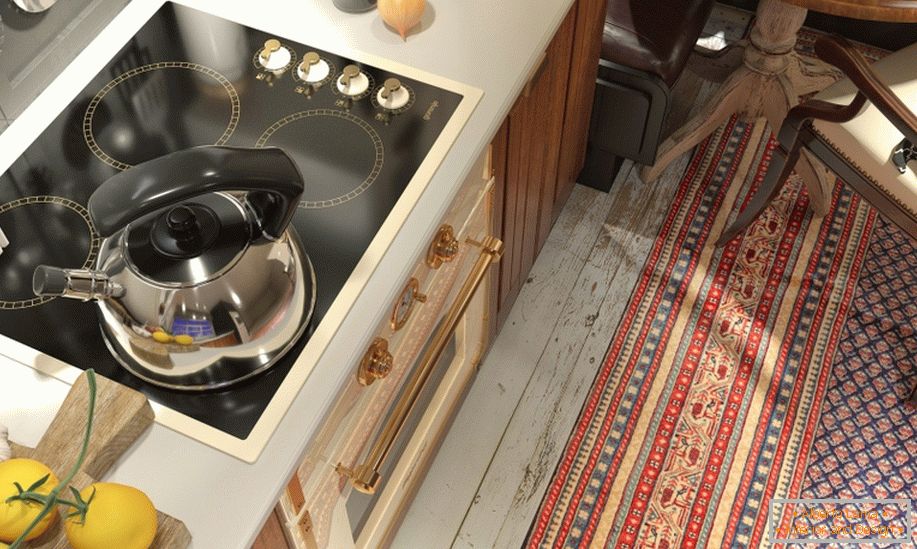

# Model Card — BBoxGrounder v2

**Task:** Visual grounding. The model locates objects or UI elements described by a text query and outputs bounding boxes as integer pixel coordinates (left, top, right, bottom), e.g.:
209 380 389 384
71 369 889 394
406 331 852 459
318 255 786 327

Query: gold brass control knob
257 38 294 72
426 224 460 268
341 64 360 85
300 52 320 73
377 77 411 111
259 39 281 63
337 64 370 97
297 51 331 84
381 78 401 100
358 337 393 386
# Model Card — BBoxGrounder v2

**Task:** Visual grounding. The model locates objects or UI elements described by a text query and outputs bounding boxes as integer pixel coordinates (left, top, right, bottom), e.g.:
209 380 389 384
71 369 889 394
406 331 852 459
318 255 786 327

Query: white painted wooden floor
392 6 752 548
392 162 675 549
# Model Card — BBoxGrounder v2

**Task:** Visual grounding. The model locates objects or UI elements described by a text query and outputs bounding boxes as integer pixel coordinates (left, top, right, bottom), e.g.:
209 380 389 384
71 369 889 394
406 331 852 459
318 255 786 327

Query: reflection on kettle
32 146 316 391
169 313 216 340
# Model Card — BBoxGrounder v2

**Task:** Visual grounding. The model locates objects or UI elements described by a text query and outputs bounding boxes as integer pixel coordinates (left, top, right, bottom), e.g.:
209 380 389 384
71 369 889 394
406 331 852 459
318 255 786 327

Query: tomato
0 458 59 542
64 483 157 549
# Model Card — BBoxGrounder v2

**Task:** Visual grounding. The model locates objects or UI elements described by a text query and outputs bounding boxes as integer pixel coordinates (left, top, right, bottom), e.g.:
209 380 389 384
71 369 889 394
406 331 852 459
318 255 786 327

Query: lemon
64 482 157 549
0 458 59 542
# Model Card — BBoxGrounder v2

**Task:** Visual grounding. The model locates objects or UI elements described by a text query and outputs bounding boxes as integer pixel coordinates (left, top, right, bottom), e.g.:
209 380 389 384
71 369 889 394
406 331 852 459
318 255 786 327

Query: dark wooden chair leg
716 140 802 246
713 45 874 248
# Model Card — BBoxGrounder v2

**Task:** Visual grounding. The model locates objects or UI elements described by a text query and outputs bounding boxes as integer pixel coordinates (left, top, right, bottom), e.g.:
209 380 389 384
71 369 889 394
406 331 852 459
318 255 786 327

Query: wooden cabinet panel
504 98 529 312
253 506 292 549
535 10 576 248
494 5 581 327
554 0 607 221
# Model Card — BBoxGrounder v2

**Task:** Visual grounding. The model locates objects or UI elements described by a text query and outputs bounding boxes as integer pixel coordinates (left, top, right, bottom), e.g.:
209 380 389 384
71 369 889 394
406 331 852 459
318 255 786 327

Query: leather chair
579 0 716 191
718 35 917 245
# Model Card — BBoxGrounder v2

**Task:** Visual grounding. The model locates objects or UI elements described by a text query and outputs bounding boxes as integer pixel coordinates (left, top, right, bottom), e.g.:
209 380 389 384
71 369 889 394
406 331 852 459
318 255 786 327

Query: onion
378 0 425 41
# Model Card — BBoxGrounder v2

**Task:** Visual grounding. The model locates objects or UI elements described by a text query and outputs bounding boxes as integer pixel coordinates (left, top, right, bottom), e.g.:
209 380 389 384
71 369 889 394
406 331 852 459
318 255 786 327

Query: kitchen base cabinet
252 507 289 549
492 0 606 328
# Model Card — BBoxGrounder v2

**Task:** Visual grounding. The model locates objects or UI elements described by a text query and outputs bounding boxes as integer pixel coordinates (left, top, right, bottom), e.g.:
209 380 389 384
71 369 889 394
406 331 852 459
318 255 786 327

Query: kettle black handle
88 146 304 239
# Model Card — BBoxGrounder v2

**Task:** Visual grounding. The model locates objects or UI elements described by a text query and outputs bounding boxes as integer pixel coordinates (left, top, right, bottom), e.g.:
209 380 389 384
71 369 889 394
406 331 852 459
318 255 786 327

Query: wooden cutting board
9 372 191 548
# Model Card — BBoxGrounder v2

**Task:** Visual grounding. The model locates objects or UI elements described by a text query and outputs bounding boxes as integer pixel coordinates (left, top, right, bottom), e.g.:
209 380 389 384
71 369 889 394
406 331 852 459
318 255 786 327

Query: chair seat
812 42 917 227
601 0 714 87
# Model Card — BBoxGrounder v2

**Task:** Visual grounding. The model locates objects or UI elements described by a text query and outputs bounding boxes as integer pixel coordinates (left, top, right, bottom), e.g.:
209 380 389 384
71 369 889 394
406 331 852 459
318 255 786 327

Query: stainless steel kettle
33 146 315 391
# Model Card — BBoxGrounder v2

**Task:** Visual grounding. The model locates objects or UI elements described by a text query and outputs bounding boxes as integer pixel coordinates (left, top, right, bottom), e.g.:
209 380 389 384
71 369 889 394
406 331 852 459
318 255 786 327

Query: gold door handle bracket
338 236 503 494
426 224 460 268
358 337 394 386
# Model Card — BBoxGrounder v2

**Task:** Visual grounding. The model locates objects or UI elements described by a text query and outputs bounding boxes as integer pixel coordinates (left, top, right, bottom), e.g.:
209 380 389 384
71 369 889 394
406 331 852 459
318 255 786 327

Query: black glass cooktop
0 3 462 440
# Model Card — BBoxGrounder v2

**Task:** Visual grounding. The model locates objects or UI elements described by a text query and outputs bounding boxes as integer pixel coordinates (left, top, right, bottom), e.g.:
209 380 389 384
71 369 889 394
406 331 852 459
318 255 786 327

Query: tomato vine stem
8 369 97 549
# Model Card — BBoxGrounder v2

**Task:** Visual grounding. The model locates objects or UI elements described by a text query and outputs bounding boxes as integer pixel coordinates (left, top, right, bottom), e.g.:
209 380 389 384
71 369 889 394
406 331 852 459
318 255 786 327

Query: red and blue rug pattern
525 110 917 547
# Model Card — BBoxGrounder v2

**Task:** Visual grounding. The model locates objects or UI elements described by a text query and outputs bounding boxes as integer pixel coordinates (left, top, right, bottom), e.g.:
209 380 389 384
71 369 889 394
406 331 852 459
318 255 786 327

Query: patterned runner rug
526 51 917 547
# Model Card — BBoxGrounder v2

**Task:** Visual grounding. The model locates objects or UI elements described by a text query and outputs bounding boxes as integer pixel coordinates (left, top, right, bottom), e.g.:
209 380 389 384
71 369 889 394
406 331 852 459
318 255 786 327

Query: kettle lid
85 146 304 285
124 193 251 285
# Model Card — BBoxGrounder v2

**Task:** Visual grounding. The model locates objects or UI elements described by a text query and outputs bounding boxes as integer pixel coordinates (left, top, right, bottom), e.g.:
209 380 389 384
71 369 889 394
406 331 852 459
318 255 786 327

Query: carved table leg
640 67 755 182
786 51 844 96
642 0 837 217
764 71 833 215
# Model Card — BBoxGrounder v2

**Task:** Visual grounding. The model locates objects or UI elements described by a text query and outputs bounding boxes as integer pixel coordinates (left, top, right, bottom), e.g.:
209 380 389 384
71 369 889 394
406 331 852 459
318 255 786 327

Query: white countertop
0 0 574 546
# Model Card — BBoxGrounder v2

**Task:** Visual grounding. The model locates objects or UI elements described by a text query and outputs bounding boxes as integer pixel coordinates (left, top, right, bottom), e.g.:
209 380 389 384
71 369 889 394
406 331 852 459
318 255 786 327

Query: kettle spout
33 266 123 301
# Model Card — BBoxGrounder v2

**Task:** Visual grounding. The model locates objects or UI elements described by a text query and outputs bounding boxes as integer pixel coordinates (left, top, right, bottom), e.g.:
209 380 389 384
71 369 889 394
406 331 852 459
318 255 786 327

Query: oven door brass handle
337 235 503 494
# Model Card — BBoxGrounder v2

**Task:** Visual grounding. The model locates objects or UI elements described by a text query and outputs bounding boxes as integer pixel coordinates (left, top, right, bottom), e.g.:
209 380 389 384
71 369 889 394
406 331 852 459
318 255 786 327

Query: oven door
279 159 498 549
345 259 493 547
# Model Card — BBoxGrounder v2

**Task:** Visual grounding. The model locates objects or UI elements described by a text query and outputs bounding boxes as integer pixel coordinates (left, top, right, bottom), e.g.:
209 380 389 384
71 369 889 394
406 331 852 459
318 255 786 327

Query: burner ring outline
83 62 241 171
0 196 101 310
255 109 384 209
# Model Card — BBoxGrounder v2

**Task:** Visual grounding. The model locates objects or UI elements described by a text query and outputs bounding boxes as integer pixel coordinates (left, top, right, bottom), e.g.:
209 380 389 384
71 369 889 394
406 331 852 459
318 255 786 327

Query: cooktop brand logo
423 100 440 121
769 499 912 544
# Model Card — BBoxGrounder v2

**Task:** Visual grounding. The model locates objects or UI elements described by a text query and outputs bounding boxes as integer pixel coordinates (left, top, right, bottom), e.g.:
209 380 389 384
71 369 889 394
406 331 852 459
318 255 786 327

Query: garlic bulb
378 0 425 41
0 424 10 462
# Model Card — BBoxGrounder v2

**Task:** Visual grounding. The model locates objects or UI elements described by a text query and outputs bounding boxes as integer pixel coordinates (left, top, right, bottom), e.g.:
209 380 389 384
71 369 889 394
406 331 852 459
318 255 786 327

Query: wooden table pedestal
640 0 841 216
